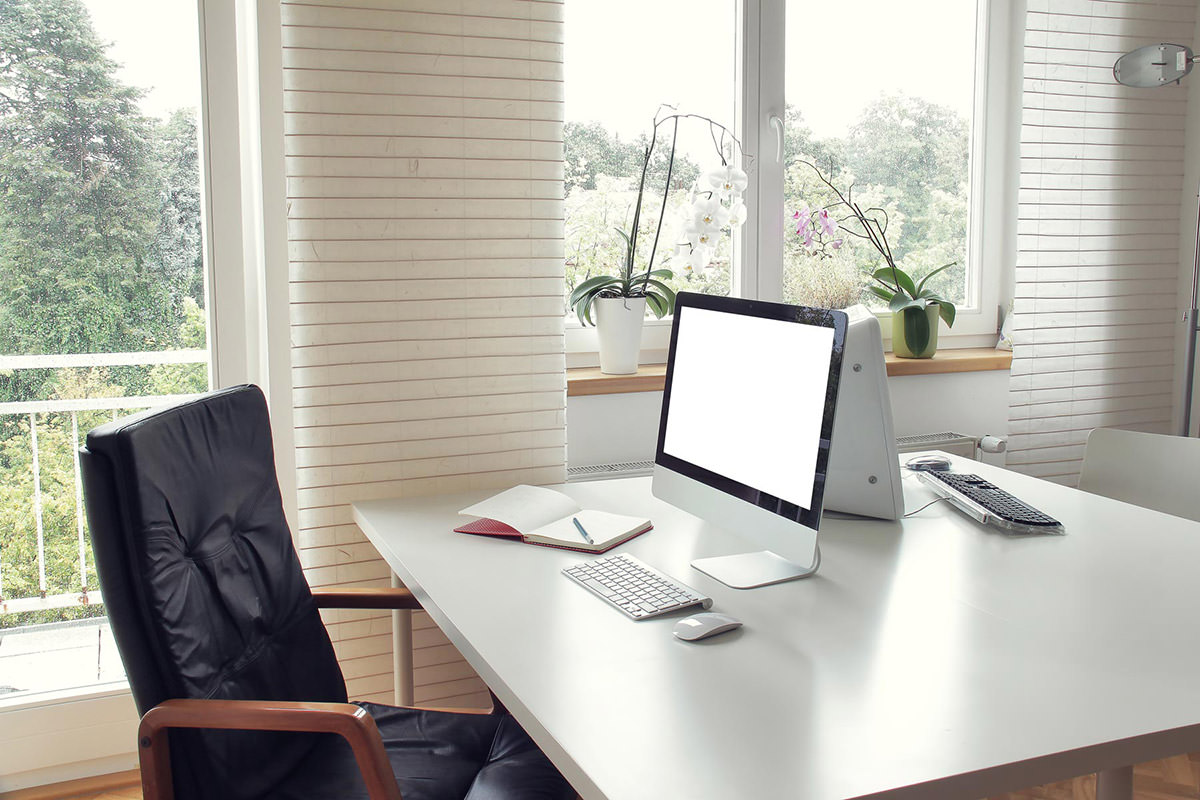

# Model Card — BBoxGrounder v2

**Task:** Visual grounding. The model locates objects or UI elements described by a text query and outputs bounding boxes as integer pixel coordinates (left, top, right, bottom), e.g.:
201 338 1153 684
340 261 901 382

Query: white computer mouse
673 612 742 642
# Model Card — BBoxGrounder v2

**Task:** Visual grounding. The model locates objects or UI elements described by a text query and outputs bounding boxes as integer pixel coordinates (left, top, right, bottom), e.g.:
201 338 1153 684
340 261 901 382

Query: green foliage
0 0 207 401
781 97 969 309
564 121 699 195
0 370 125 623
866 263 958 355
0 0 210 626
566 95 970 314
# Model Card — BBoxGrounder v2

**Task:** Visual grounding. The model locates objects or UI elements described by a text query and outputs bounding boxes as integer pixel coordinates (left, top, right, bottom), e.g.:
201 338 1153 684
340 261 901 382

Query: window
782 0 977 312
0 0 209 701
564 0 1013 359
0 0 288 786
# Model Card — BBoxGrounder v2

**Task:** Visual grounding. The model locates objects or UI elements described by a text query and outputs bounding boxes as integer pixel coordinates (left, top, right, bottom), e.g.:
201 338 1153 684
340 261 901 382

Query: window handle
769 115 784 163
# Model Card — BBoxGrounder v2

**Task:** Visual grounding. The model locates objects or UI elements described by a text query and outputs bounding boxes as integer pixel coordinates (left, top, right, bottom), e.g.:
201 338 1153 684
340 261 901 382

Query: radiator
895 432 977 458
567 460 655 482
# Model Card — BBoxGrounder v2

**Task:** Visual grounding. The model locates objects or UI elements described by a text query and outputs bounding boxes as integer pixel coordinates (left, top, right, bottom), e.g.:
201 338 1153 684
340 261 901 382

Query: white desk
353 456 1200 799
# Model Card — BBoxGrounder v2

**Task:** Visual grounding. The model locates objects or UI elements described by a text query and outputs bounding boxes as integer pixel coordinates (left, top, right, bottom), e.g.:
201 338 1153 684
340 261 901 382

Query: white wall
568 370 1010 467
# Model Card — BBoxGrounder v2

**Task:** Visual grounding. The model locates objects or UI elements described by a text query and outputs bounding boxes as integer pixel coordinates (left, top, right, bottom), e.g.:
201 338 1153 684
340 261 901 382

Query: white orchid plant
568 107 748 325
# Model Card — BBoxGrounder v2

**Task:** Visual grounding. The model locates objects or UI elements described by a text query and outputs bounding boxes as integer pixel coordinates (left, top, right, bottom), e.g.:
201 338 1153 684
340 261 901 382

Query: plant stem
645 116 678 285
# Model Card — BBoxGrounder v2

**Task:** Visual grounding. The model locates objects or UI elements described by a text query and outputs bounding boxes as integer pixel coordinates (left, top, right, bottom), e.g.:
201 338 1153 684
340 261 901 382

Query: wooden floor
43 754 1200 800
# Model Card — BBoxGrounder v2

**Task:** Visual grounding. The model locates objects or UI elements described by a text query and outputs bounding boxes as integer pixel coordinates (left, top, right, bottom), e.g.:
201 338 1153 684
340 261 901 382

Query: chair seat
272 703 574 800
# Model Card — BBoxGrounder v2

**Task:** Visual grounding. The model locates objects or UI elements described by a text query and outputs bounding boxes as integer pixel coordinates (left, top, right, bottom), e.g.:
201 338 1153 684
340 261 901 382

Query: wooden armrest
138 698 401 800
312 587 422 610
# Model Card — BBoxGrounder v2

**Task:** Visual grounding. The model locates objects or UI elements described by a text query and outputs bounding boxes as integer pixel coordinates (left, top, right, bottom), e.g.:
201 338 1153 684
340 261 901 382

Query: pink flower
801 227 815 248
817 208 837 235
831 239 843 249
793 208 812 236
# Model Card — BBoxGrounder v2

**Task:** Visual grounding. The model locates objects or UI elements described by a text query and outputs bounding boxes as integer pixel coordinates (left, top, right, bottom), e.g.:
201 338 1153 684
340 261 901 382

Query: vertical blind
280 0 565 706
1006 0 1195 485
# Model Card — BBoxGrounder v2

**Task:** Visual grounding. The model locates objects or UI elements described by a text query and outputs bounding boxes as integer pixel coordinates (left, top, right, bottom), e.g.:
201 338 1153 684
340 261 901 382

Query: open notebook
456 485 652 554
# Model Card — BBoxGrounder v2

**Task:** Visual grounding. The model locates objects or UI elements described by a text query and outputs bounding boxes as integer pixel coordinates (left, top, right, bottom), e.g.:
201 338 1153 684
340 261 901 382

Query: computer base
691 549 819 589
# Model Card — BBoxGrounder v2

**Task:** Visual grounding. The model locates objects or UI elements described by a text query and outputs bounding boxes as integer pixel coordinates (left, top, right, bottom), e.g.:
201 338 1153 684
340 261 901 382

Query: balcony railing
0 350 207 615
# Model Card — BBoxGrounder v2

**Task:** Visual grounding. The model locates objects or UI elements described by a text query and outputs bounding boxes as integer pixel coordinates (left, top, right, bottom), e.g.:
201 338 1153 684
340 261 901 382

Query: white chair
1078 427 1200 523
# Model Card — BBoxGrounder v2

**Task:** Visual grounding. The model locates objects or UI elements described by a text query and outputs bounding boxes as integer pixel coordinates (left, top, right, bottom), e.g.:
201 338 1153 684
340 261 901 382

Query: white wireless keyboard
563 552 713 620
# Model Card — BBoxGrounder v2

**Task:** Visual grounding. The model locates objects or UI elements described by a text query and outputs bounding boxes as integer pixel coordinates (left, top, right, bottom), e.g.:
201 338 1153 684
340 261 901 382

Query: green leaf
890 267 917 298
936 301 956 328
645 292 667 318
865 285 893 303
578 291 598 326
613 227 634 272
914 261 957 295
870 266 900 288
889 293 923 313
901 306 931 355
568 275 619 308
641 279 676 315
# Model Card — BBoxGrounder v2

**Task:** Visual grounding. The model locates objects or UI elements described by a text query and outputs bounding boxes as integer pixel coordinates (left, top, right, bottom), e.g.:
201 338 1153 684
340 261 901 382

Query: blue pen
572 516 594 545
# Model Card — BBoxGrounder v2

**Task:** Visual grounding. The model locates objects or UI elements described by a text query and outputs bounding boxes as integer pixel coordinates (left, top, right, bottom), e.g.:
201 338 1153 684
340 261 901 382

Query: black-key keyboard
917 471 1065 535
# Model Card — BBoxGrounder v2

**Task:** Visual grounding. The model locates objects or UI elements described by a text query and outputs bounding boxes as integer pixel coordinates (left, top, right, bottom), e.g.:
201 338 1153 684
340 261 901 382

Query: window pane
0 0 208 699
783 0 976 310
563 0 738 316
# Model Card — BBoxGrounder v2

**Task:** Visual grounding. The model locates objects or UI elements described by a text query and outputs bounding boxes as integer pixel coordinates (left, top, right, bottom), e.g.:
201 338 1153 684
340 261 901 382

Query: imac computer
652 293 902 589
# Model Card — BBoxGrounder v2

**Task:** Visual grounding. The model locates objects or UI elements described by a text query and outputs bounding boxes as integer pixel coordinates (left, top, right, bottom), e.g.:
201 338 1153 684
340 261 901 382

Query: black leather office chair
80 384 574 800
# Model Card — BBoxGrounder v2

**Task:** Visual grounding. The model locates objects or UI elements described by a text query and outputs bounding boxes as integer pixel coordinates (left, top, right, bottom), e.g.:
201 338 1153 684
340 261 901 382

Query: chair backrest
1078 427 1200 523
80 385 347 800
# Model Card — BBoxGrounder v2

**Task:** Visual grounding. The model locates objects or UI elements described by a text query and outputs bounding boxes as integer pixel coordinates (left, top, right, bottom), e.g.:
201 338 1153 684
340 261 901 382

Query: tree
564 120 700 195
151 109 205 306
0 0 207 403
843 92 969 286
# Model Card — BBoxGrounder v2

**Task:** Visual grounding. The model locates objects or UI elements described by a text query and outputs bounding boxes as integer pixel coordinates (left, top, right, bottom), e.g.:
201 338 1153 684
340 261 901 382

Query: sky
564 0 978 151
80 0 200 120
77 0 977 149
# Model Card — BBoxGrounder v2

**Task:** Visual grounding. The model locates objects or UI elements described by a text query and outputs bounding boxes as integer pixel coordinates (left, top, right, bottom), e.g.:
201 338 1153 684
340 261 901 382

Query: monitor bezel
654 292 847 532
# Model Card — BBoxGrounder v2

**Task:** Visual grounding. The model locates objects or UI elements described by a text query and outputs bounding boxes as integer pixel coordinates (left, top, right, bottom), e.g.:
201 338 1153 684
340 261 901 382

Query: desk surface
353 456 1200 800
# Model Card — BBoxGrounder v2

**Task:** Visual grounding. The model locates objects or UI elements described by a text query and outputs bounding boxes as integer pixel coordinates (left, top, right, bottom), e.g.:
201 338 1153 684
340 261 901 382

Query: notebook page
458 485 581 533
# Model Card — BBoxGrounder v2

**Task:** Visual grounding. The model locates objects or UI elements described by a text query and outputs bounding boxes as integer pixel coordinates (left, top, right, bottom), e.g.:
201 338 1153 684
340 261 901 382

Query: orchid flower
705 166 748 198
691 196 730 232
817 208 837 235
729 199 747 227
685 221 717 250
793 207 811 235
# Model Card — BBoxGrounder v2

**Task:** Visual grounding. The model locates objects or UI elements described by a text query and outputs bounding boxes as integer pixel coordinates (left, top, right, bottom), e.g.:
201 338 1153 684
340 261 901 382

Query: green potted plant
864 263 956 358
791 160 955 358
568 107 746 374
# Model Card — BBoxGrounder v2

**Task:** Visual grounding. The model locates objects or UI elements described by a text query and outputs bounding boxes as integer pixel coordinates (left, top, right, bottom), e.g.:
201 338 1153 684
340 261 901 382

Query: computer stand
690 546 821 589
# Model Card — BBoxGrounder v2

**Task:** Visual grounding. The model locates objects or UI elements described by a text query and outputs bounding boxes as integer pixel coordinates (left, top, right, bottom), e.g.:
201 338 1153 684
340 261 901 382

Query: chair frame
136 587 494 800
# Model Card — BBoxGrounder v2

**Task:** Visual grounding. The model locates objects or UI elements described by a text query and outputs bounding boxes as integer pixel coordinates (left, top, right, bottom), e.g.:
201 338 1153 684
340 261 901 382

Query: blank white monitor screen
655 293 846 540
662 307 834 511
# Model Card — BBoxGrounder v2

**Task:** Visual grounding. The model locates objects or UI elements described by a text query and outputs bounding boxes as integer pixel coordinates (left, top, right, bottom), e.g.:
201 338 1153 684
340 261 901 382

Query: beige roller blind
1007 0 1194 485
281 0 564 706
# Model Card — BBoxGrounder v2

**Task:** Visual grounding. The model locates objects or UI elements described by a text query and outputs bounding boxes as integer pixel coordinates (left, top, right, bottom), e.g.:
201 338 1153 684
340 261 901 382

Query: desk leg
391 573 414 706
1096 766 1133 800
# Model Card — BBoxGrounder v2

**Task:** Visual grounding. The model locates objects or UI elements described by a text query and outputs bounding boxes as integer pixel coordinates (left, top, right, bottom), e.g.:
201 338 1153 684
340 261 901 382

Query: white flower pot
595 296 647 375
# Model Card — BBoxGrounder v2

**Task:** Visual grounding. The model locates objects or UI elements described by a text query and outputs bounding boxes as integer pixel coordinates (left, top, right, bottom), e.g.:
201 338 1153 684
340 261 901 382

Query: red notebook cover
453 517 523 538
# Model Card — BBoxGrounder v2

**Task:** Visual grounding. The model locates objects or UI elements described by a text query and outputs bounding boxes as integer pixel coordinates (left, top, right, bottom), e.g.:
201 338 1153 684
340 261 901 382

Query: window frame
565 0 1020 363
